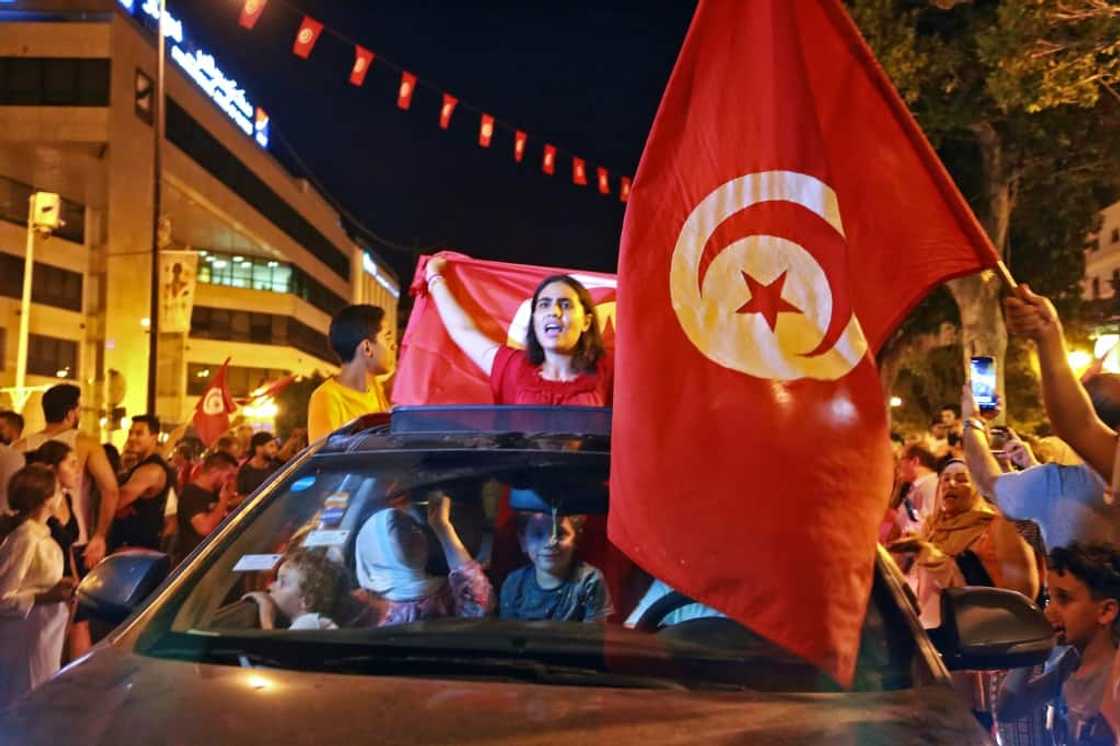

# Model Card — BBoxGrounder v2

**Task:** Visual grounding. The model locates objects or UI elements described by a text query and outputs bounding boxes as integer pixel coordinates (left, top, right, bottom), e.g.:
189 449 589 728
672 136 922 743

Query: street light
12 192 63 412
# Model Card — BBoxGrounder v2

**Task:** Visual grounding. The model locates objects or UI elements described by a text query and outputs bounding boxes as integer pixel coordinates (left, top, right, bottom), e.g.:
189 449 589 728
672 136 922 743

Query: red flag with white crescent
479 113 495 148
238 0 267 30
398 71 417 110
291 16 323 59
393 251 616 406
542 144 556 175
572 157 588 186
350 46 374 86
597 167 609 195
609 0 998 686
440 93 458 130
514 130 527 163
192 358 237 448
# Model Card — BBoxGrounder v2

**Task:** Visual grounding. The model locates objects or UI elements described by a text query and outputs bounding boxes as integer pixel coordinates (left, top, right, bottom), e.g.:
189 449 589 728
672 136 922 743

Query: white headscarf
355 508 442 602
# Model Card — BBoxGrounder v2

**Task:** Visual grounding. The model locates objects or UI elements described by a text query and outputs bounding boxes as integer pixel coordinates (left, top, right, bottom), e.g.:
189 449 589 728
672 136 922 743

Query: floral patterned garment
377 559 495 627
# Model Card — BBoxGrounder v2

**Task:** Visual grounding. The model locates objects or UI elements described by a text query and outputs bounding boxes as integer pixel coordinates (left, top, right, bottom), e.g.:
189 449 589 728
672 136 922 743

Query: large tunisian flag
609 0 999 686
192 358 237 447
393 251 617 405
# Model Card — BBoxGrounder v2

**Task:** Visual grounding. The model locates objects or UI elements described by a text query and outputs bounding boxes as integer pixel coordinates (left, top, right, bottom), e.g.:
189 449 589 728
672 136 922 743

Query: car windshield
135 443 926 693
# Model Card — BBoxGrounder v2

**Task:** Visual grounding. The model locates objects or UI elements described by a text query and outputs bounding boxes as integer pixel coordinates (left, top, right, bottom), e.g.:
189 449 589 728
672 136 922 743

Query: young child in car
243 548 344 630
996 543 1120 745
499 511 612 623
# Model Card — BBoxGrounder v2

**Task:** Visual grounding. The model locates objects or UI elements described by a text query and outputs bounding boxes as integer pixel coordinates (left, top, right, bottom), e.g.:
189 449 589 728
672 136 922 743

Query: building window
1112 228 1120 244
0 252 83 312
165 99 350 281
27 334 78 379
0 57 110 107
196 251 346 317
187 363 290 397
190 306 334 363
0 175 85 245
1093 276 1101 299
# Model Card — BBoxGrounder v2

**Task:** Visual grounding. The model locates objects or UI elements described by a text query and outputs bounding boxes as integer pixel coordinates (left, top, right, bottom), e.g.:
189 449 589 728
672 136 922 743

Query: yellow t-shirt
307 377 389 442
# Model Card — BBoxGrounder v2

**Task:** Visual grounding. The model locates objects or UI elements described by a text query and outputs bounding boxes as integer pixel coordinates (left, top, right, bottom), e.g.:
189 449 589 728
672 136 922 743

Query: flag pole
994 260 1019 293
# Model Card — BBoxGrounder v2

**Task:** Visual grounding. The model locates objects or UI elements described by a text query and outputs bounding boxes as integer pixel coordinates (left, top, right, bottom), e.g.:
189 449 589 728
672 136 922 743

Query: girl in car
354 493 494 625
423 256 611 406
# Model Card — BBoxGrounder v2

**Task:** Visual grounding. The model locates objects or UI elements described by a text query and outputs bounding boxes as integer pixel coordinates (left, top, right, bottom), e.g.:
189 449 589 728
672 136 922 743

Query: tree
852 0 1120 429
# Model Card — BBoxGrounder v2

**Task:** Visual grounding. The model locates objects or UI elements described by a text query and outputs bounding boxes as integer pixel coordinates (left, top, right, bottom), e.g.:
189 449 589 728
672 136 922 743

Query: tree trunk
946 122 1015 421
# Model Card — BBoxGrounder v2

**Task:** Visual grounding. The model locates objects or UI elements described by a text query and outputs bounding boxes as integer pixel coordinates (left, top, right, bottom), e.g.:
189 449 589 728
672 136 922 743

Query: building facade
0 0 399 437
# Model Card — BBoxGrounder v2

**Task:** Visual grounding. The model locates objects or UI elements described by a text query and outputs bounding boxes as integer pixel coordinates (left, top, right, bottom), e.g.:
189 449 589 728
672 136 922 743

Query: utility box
31 192 62 231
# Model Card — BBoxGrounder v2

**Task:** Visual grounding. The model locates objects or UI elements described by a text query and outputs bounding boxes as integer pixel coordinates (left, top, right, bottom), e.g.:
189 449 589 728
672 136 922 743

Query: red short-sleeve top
489 346 612 406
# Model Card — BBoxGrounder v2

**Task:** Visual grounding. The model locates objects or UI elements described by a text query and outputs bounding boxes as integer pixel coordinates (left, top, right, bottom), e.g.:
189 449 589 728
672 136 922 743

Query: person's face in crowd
0 418 19 445
126 421 159 458
899 456 919 483
222 440 244 462
389 508 429 569
268 561 309 620
1044 569 1119 652
361 322 396 377
938 462 979 516
258 439 278 461
202 464 238 493
930 422 948 440
54 450 81 493
939 409 957 426
236 425 253 447
532 281 593 357
520 513 578 583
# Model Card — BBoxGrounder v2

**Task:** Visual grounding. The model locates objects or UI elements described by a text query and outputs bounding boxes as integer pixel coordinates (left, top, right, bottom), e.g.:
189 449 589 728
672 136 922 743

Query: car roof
316 405 612 456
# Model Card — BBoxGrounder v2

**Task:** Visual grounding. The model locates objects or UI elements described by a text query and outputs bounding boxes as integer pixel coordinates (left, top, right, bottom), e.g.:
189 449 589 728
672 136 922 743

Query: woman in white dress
0 464 76 707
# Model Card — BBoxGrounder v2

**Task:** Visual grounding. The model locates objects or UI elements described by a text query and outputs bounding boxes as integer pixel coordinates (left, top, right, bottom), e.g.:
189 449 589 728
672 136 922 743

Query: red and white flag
238 0 267 30
514 130 527 163
440 93 458 130
479 113 495 148
350 45 374 86
542 144 556 175
597 167 610 195
609 0 998 686
393 252 617 405
398 71 417 110
619 176 630 202
572 157 588 186
192 358 237 448
291 16 323 59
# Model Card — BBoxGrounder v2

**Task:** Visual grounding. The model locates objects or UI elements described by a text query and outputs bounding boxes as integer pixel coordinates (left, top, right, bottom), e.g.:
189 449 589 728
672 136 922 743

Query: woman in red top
424 256 611 406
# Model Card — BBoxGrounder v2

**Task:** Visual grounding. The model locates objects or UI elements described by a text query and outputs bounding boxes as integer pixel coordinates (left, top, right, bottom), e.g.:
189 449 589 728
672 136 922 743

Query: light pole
146 0 166 416
13 192 61 413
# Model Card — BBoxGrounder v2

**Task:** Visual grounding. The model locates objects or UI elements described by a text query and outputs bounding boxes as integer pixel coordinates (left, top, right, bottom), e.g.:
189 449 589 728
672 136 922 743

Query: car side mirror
76 549 170 625
928 586 1053 671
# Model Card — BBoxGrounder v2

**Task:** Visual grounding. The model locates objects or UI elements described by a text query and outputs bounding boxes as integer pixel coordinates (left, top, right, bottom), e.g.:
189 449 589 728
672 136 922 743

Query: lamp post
13 192 61 413
146 0 166 416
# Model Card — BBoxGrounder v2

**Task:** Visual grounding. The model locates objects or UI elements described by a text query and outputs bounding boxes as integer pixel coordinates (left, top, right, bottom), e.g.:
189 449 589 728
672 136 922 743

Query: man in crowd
895 444 940 536
997 543 1119 744
237 431 280 496
109 415 175 552
308 304 395 441
214 435 243 463
14 384 119 567
176 452 240 564
0 410 23 445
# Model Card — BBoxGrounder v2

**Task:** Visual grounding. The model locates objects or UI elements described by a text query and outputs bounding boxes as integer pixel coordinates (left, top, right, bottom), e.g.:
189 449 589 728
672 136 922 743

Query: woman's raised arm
424 257 500 376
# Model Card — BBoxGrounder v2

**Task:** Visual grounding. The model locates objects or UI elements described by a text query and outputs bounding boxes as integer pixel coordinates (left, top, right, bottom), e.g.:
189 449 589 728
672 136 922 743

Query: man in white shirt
896 443 940 535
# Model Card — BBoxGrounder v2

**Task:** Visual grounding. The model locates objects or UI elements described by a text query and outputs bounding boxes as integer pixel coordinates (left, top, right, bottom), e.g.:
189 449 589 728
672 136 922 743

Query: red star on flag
735 270 802 331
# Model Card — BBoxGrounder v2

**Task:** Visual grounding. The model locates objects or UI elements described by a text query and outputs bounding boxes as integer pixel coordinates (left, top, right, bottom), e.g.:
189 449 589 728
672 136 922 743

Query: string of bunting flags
237 0 632 202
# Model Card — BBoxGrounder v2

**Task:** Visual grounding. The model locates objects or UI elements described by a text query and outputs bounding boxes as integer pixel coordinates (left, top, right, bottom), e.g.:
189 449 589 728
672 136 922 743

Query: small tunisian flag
398 71 417 110
542 144 556 175
192 358 237 447
440 93 458 130
597 167 609 195
479 114 495 148
514 130 527 163
610 0 998 686
393 251 617 405
572 157 588 186
350 46 374 87
291 16 323 59
238 0 268 30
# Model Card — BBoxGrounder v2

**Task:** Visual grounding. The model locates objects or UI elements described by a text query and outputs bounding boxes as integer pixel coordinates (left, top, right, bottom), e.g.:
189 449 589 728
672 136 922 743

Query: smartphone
969 355 997 412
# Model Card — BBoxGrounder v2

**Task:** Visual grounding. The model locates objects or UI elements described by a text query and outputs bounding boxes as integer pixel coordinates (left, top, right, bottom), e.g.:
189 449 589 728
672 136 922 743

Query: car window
135 447 925 693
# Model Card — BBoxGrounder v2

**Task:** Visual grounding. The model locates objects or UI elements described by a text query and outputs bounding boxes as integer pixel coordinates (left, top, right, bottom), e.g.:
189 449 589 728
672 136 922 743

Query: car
0 406 1053 744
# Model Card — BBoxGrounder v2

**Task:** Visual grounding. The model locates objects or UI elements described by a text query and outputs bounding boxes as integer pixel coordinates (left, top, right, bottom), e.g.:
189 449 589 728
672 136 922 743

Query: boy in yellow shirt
307 305 395 441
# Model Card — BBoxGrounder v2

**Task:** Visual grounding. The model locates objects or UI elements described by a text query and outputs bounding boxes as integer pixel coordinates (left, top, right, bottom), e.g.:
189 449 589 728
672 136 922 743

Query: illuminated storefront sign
120 0 270 148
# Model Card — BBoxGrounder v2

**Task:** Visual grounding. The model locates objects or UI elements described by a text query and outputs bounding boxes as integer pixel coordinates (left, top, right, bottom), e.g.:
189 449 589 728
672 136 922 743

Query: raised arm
424 257 501 377
961 385 1003 499
988 516 1039 601
1005 285 1118 480
115 463 167 513
82 435 120 567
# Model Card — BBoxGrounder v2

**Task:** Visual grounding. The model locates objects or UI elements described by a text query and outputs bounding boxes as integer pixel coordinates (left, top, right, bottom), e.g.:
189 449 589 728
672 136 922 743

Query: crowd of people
4 265 1120 744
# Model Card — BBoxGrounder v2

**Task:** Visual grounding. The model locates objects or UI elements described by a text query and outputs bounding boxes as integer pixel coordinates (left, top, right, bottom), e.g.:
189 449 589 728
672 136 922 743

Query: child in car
499 511 612 623
243 548 344 630
996 543 1119 744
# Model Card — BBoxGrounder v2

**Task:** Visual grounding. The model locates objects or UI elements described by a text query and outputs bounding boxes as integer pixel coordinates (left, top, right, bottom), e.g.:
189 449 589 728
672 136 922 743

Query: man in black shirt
237 431 280 496
176 451 239 564
110 415 175 552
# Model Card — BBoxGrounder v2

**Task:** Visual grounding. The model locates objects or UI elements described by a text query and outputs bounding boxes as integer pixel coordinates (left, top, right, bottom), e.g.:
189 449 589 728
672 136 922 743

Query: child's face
269 561 308 620
1045 569 1118 650
520 514 577 580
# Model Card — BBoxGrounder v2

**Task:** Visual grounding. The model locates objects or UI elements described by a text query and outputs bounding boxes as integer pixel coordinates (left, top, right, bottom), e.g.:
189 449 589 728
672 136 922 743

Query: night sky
170 1 698 288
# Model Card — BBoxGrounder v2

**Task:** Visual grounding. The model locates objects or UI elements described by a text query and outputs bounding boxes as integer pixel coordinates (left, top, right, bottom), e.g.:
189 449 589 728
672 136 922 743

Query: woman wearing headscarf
889 459 1039 628
423 256 611 406
354 493 493 626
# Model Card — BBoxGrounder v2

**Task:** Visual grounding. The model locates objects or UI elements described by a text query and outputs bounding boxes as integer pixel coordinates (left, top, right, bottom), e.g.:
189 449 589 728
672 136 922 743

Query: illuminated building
0 0 399 435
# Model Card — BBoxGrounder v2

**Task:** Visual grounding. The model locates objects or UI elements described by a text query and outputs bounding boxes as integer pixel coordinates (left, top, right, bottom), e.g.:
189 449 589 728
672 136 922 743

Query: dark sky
171 1 698 285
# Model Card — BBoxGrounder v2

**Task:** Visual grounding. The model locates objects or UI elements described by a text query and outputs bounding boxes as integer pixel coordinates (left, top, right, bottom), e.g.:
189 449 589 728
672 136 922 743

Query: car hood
0 647 989 745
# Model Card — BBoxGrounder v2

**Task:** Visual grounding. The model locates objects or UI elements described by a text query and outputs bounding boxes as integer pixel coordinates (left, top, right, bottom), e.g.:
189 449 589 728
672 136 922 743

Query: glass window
27 333 78 379
0 57 109 107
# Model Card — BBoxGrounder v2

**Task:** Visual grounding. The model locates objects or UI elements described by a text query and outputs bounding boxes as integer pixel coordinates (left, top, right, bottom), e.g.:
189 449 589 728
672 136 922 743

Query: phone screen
970 356 997 409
